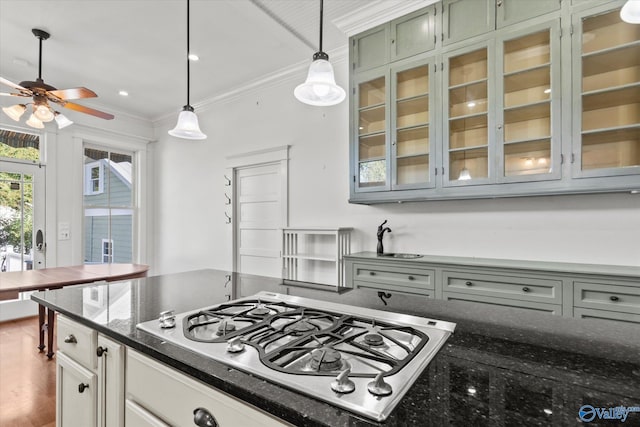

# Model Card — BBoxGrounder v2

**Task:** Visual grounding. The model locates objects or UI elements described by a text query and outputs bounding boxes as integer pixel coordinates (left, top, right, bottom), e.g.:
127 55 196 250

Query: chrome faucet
376 220 392 254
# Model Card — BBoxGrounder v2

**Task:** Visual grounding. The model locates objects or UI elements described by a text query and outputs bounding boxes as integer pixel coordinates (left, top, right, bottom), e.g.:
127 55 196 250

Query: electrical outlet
58 222 70 240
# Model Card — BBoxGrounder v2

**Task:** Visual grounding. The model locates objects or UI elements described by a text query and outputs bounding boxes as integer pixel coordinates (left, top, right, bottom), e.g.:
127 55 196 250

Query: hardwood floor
0 316 56 427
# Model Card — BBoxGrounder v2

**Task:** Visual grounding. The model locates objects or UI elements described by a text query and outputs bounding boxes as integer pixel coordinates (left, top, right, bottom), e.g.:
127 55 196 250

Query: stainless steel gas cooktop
136 291 456 422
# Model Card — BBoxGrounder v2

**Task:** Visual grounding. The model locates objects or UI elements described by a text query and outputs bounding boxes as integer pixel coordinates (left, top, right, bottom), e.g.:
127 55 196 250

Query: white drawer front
443 292 562 315
574 282 640 314
57 315 97 370
125 400 170 427
353 263 435 290
443 271 562 304
126 350 290 427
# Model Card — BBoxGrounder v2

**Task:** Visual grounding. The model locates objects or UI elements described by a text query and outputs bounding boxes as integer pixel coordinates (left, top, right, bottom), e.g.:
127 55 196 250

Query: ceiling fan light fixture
26 113 44 129
54 112 73 129
295 53 346 106
621 0 640 23
169 105 206 140
33 102 54 122
2 104 27 121
295 0 345 107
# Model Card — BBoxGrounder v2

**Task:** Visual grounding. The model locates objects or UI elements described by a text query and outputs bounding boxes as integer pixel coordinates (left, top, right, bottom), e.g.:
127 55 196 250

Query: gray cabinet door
352 26 389 72
496 0 561 28
443 0 495 46
391 6 437 62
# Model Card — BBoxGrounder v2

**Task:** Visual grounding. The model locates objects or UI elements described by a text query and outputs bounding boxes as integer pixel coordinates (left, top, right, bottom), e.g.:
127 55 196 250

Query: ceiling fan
1 28 114 129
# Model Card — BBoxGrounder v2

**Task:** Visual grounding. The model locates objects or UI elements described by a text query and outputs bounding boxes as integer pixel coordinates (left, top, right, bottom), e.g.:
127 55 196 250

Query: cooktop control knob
367 372 392 396
226 336 245 353
331 369 355 394
159 310 176 329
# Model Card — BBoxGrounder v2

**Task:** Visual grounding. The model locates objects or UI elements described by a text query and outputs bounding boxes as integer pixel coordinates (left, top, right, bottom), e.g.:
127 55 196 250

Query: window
101 239 113 263
83 146 134 264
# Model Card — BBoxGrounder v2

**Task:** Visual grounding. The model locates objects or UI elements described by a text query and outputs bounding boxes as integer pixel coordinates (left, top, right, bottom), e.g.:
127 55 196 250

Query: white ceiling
0 0 379 123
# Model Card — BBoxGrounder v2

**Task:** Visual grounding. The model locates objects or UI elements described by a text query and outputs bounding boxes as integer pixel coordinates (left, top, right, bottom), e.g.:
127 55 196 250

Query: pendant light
294 0 346 106
169 0 206 140
621 0 640 23
458 151 471 180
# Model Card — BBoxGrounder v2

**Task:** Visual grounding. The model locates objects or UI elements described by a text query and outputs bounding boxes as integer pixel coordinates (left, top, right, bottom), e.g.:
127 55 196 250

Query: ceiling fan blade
63 102 114 120
48 87 97 100
0 92 30 97
0 77 32 95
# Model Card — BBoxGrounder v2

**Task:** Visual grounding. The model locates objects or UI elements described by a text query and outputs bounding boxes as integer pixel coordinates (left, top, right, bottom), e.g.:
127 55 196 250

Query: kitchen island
33 269 640 426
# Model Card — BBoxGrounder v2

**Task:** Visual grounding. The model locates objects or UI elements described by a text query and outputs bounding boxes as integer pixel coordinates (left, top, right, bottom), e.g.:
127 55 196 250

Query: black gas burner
310 347 343 372
364 333 384 346
216 320 237 336
284 319 317 335
248 303 272 316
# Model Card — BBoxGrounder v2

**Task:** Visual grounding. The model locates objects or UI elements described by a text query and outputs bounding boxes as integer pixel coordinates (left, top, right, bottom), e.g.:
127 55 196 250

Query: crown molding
333 0 438 37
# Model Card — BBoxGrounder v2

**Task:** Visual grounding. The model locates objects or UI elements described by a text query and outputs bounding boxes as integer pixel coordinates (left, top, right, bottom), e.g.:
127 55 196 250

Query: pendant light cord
186 0 191 107
318 0 324 52
38 36 43 80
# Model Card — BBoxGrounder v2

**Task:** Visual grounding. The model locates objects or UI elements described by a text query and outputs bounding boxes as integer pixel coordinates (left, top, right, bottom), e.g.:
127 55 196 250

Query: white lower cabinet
126 350 290 427
56 315 125 427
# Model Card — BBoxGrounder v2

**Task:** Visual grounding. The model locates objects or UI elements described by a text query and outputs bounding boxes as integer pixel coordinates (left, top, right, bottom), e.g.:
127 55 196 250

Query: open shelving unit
282 228 352 287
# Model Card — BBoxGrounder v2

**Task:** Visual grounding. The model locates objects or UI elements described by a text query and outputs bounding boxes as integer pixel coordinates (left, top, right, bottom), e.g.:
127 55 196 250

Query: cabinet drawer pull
465 281 473 286
610 295 620 302
78 383 89 393
369 271 376 276
408 275 415 281
64 334 77 344
193 407 219 427
522 287 530 293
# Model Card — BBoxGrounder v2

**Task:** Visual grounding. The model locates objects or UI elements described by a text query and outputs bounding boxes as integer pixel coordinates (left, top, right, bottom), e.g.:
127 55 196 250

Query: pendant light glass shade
621 0 640 23
54 112 73 129
34 103 54 122
26 113 44 129
169 0 206 140
295 0 345 107
2 104 27 121
295 54 346 106
169 105 206 140
458 167 471 180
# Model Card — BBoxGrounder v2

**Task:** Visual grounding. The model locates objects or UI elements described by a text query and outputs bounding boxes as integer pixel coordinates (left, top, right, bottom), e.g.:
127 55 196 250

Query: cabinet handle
96 346 108 357
610 295 620 302
193 407 219 427
78 383 89 393
408 275 415 281
497 0 503 6
522 287 530 293
64 334 77 344
465 281 473 286
369 271 376 276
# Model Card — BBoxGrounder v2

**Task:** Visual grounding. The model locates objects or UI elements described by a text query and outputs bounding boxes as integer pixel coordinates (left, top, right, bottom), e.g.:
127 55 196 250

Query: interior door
0 160 45 319
234 163 285 278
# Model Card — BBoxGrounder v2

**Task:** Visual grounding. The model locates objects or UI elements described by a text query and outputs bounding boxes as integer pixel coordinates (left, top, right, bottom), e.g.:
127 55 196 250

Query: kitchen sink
378 253 424 259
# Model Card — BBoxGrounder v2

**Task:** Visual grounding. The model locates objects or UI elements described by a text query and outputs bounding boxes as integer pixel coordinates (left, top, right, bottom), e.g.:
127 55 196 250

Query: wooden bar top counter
0 263 149 357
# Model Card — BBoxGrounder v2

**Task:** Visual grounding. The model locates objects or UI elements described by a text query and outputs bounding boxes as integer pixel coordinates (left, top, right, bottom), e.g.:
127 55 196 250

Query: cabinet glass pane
359 78 385 107
397 155 429 185
504 140 551 176
449 115 488 149
582 10 640 54
450 81 488 117
580 10 640 174
450 148 488 181
504 30 550 73
359 160 386 187
397 126 429 156
504 103 551 142
397 96 429 128
359 105 385 134
395 13 432 58
582 128 640 170
397 66 429 99
504 66 551 108
359 134 385 161
449 49 488 86
582 86 640 131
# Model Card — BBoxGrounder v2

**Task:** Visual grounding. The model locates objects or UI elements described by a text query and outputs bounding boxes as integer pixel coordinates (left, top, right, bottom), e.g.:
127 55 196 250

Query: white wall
151 56 640 276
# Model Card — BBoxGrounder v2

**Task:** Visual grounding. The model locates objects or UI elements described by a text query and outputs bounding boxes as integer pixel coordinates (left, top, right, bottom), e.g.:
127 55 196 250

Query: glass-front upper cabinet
392 60 436 189
497 22 561 182
444 45 492 186
573 6 640 178
355 72 388 191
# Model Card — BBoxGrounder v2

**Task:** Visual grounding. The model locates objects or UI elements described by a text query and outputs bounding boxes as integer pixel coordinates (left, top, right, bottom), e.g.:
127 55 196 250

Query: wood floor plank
0 316 56 427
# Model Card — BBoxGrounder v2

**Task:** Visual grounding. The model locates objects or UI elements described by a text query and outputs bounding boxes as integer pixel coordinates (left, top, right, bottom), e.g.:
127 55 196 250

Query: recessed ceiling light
188 53 199 61
119 90 129 96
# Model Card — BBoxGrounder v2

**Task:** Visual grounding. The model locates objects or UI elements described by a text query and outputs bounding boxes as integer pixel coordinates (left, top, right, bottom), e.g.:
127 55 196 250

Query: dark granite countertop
33 269 640 426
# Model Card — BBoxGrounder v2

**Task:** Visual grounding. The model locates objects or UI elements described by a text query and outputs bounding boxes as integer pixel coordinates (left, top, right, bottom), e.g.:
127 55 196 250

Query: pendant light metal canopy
294 0 345 106
169 0 206 140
